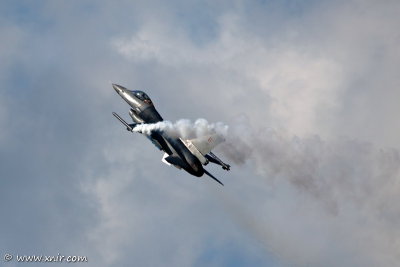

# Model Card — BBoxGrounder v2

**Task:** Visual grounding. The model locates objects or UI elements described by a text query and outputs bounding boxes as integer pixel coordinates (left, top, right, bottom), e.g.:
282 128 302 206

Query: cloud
111 4 345 137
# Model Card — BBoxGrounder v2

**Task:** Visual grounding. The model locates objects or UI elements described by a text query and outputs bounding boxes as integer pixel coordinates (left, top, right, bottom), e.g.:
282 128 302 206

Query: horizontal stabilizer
161 153 172 166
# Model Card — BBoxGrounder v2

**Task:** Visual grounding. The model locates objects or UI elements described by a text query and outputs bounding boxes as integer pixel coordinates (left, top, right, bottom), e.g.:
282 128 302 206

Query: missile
112 112 134 132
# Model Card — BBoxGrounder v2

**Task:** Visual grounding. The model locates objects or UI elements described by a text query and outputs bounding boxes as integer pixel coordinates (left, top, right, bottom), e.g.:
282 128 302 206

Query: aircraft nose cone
112 83 124 94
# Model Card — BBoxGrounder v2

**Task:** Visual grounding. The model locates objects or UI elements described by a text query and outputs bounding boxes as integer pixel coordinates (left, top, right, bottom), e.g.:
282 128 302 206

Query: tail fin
204 169 224 186
189 134 225 156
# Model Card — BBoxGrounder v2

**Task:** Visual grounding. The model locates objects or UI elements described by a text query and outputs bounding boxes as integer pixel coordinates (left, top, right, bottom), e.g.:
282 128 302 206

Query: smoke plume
218 120 400 214
205 118 400 266
132 118 228 139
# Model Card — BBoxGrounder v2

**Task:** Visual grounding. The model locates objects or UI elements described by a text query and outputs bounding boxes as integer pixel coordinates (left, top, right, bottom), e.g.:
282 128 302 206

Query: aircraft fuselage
112 84 204 177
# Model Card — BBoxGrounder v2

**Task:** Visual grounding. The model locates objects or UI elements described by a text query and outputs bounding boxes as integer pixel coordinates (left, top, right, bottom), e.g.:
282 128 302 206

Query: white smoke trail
132 118 228 139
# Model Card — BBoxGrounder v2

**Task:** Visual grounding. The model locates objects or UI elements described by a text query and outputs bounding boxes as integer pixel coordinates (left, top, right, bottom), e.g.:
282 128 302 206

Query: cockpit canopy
132 90 152 103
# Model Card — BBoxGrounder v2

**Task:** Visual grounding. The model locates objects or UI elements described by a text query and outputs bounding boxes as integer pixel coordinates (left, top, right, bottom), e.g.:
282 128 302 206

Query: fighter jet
112 84 230 185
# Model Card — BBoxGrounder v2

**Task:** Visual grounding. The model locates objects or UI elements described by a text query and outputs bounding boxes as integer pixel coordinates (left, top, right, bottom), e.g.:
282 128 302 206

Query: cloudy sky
1 0 400 266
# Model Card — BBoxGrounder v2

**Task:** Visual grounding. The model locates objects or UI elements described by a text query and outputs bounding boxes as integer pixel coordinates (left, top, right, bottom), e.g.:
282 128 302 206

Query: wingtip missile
112 112 133 131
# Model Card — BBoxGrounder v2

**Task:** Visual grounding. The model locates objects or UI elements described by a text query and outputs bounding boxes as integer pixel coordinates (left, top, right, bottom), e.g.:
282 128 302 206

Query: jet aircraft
112 84 230 185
